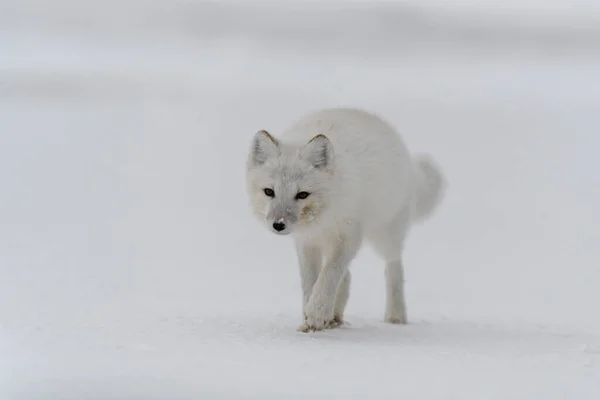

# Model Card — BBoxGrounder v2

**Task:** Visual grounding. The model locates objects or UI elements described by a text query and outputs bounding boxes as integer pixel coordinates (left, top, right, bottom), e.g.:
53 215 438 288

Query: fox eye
263 188 275 198
295 191 310 200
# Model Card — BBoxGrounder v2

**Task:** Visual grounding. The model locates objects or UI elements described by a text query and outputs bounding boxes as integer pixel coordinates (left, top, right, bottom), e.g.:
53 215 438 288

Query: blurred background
1 0 600 398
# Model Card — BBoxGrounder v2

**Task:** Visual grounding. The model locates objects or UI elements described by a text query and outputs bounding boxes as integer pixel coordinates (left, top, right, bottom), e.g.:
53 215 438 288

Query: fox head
245 130 335 236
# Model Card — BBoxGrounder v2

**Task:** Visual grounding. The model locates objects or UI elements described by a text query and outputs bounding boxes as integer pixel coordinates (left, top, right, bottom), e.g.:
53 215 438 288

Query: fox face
246 130 334 236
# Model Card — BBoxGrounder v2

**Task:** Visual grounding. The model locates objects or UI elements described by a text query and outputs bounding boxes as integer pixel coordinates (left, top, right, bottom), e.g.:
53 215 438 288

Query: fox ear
250 130 279 166
301 134 334 170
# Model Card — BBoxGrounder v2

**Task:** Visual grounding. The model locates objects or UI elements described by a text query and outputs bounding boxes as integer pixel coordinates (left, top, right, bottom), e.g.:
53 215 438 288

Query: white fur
246 108 446 332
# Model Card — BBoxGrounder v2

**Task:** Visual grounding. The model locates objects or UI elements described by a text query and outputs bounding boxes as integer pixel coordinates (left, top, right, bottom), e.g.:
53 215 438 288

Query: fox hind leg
384 259 407 324
369 207 411 325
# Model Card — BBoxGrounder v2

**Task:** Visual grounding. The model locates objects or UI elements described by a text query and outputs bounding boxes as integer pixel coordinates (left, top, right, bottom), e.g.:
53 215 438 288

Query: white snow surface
1 1 600 399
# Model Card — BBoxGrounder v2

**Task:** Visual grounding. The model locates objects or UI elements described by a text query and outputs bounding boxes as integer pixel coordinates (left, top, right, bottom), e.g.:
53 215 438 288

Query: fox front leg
295 242 322 311
298 229 361 332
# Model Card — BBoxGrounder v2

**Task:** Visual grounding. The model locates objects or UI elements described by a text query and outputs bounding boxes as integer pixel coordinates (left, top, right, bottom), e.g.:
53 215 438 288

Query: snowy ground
1 1 600 399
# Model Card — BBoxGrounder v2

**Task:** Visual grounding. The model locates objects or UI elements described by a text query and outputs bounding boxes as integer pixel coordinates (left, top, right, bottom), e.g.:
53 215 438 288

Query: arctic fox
245 108 445 332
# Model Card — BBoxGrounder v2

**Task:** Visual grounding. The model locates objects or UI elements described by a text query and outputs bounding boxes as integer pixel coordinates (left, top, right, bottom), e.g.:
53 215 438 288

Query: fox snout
268 217 292 235
271 218 288 234
267 206 298 235
272 220 286 232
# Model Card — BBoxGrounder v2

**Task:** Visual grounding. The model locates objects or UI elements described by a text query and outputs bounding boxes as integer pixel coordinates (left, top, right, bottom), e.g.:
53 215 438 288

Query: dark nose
273 221 286 232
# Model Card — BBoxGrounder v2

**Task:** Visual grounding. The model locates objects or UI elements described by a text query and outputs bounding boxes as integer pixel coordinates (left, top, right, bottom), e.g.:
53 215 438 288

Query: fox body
245 108 445 332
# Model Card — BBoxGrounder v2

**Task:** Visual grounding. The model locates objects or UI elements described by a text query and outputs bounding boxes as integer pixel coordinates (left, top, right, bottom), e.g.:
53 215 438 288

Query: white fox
245 108 445 332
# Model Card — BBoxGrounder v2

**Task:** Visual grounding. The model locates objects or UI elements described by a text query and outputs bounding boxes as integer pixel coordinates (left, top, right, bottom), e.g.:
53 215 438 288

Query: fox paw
325 317 344 330
297 319 337 333
385 315 407 325
296 315 347 332
297 307 337 333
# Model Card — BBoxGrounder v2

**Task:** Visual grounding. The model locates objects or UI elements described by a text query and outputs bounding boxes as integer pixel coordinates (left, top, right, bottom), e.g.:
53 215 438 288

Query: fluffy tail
410 154 446 223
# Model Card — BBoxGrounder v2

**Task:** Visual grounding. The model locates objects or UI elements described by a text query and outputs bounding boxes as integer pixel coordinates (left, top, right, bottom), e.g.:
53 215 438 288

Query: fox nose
272 221 286 232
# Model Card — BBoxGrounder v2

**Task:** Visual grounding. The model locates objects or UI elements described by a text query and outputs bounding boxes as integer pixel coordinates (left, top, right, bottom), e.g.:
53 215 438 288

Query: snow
1 0 600 398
